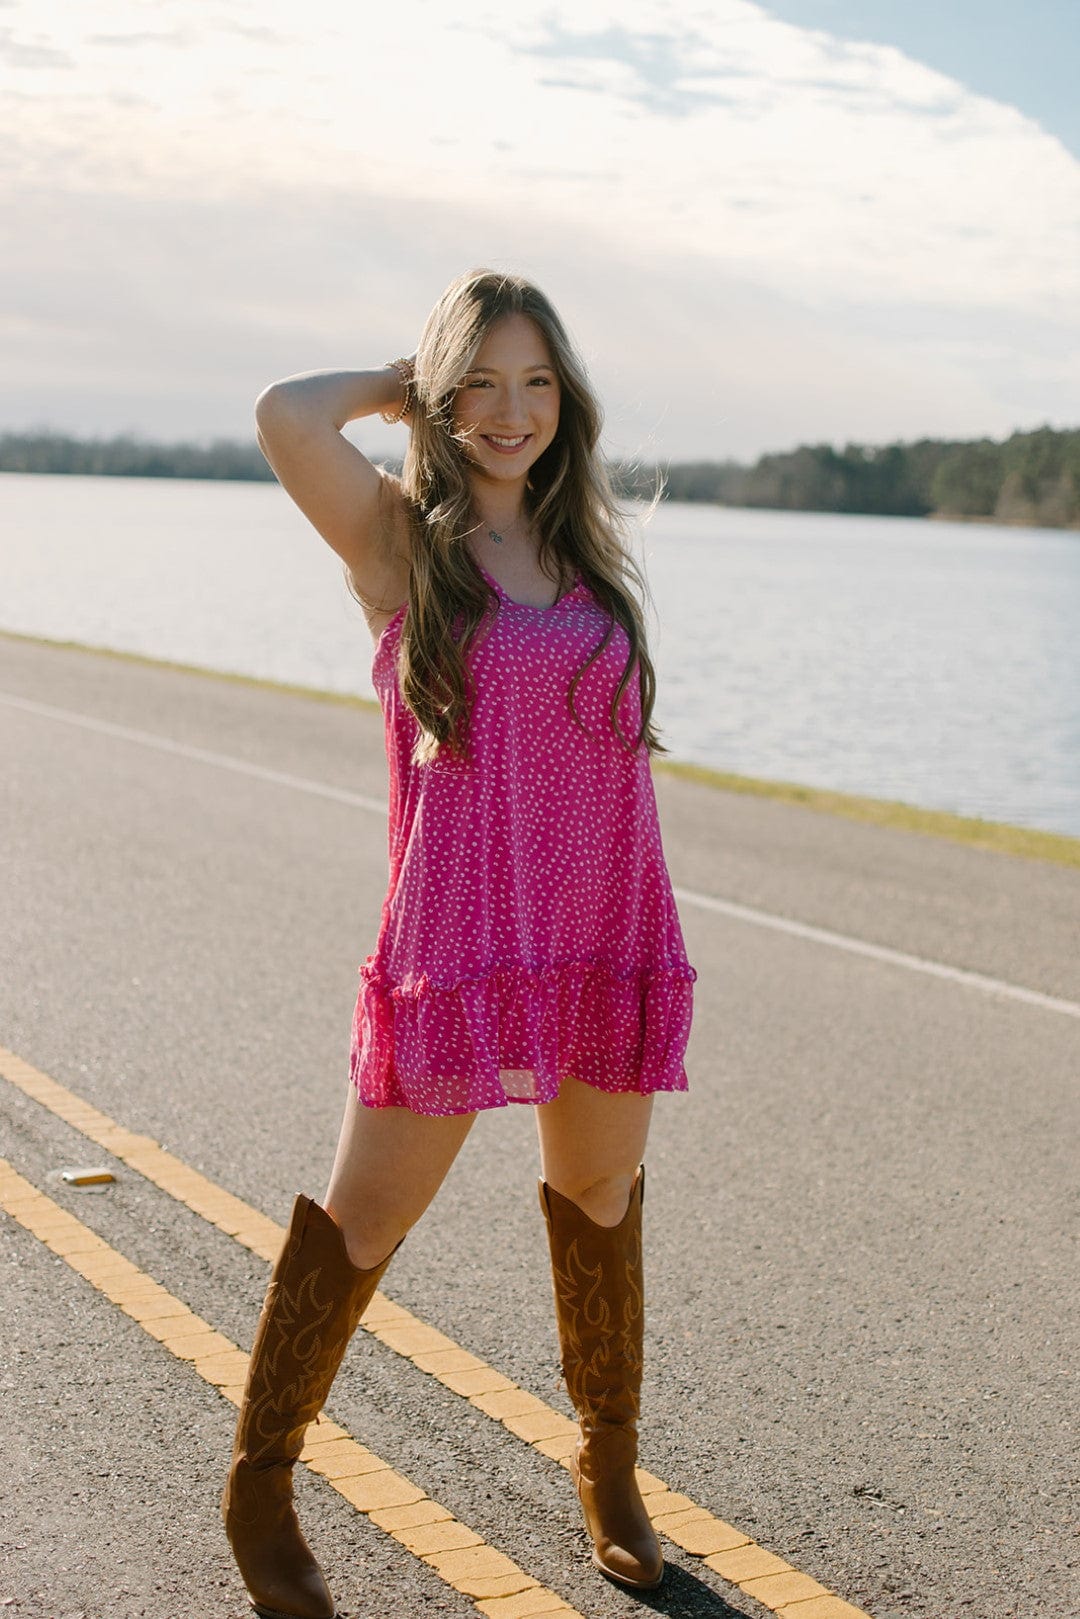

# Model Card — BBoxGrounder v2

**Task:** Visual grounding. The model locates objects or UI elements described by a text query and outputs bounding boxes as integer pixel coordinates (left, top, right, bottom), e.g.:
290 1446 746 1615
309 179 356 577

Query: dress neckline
475 557 581 613
371 560 588 677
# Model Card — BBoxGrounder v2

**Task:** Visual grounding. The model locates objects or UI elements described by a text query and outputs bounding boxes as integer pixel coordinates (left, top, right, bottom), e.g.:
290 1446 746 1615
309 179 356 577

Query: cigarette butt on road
60 1166 116 1187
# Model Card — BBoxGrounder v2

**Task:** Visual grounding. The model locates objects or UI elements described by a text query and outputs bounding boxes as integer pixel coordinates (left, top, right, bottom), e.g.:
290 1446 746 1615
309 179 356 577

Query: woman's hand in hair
253 366 412 601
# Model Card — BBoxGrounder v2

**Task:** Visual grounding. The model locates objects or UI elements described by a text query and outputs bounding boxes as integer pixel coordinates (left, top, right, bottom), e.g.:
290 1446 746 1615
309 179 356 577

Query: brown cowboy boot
539 1167 663 1590
222 1194 398 1619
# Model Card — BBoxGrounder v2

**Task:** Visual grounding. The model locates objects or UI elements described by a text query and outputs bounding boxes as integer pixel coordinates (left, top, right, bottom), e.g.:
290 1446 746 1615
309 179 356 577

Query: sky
1 0 1078 464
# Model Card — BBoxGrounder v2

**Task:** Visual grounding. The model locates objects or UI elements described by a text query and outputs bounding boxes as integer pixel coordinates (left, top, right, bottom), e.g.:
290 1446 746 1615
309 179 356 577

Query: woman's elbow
254 380 291 431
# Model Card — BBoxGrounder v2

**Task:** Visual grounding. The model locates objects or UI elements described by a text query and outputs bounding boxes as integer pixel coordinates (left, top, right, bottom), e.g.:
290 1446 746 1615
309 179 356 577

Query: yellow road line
0 1157 582 1618
0 1045 874 1619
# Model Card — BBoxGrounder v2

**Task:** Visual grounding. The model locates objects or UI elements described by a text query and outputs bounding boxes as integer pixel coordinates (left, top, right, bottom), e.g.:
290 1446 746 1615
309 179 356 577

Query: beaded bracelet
379 356 415 425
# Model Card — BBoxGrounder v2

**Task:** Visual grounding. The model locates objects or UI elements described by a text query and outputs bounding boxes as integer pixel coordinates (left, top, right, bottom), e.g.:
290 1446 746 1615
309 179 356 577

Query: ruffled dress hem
349 957 697 1117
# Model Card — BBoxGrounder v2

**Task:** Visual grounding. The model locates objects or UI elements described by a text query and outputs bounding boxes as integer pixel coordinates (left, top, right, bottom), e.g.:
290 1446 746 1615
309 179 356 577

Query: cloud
1 0 1076 453
511 20 746 117
504 9 970 127
214 20 293 45
87 31 195 48
0 24 72 68
0 171 1063 461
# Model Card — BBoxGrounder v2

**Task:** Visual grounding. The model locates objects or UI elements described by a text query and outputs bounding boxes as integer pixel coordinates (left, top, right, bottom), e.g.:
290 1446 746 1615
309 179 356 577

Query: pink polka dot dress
349 557 697 1116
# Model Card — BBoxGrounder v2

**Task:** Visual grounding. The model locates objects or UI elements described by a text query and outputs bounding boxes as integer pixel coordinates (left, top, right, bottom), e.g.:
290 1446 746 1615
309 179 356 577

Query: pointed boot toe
583 1498 664 1590
224 1458 336 1618
591 1537 665 1591
574 1436 664 1590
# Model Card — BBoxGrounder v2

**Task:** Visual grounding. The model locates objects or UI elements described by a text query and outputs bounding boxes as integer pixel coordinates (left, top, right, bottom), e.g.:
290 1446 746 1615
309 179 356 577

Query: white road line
5 689 1079 1022
672 889 1080 1021
0 690 387 815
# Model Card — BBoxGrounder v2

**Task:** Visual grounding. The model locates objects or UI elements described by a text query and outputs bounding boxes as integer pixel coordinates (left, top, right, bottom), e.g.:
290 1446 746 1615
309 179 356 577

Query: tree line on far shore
2 424 1077 529
0 432 276 484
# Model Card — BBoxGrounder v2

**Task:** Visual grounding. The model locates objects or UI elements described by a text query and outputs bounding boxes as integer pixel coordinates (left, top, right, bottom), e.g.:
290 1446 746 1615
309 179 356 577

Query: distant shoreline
2 421 1078 529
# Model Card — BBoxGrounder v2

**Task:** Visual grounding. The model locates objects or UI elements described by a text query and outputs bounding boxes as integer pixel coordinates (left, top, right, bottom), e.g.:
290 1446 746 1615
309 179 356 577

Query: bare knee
322 1096 475 1270
552 1168 640 1228
324 1198 409 1271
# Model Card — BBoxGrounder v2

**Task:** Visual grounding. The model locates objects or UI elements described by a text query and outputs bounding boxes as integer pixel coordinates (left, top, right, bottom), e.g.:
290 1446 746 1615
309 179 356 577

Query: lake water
3 471 1079 838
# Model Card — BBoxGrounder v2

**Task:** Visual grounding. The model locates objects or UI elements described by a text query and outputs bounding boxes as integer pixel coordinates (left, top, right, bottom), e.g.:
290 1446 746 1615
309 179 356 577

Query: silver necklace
475 514 530 547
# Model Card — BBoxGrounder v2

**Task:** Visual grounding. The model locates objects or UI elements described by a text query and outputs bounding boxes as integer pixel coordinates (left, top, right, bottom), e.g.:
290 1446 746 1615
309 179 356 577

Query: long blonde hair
360 268 665 764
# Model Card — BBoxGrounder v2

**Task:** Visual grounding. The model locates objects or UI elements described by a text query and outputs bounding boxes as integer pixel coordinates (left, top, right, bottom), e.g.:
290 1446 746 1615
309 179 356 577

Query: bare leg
535 1074 654 1224
324 1085 476 1269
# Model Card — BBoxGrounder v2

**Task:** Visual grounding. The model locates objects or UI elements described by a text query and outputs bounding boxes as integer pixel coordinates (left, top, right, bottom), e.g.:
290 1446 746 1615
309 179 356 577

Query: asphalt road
1 630 1077 1619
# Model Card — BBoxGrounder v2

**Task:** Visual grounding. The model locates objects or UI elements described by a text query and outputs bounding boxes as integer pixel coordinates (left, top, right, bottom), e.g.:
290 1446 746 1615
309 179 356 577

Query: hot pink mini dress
349 558 696 1116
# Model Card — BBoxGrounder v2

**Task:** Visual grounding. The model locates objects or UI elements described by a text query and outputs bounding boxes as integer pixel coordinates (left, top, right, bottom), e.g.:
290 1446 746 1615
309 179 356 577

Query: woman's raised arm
254 364 413 610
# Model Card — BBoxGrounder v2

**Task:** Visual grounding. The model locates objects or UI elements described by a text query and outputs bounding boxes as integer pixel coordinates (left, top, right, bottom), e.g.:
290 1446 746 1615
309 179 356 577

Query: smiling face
452 312 562 489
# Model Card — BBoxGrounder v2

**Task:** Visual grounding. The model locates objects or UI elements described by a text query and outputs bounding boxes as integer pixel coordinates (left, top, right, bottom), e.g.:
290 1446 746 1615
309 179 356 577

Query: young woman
222 269 697 1618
